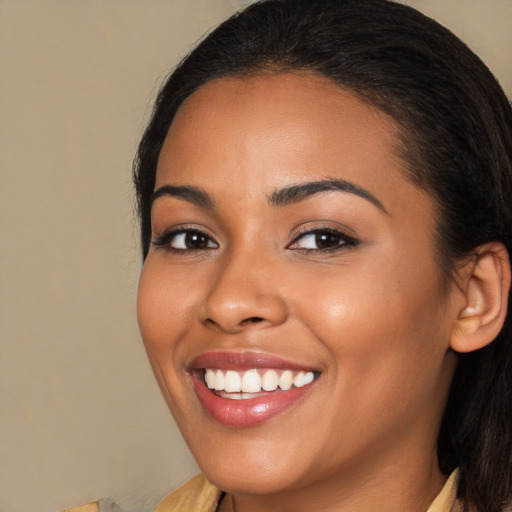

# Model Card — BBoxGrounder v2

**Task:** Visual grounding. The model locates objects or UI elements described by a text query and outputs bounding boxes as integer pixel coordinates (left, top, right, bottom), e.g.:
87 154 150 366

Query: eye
170 231 217 250
288 228 357 251
153 228 218 251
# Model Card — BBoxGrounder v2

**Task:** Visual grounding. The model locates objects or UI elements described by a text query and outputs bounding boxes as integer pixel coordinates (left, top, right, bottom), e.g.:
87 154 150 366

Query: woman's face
137 73 458 497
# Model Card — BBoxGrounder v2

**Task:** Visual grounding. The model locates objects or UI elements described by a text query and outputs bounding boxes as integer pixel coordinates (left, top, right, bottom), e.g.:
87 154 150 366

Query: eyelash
152 226 358 254
287 227 358 253
152 227 218 253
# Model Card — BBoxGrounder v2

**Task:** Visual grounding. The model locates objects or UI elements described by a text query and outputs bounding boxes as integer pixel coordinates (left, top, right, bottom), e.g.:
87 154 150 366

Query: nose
199 250 288 334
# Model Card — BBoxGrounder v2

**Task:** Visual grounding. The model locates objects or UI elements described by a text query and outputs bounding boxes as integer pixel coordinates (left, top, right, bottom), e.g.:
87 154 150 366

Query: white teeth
293 371 306 388
303 371 315 385
214 369 225 391
261 369 279 391
279 370 293 390
292 371 315 388
224 370 242 392
204 368 317 394
219 392 266 400
241 369 262 393
220 392 242 400
205 369 215 389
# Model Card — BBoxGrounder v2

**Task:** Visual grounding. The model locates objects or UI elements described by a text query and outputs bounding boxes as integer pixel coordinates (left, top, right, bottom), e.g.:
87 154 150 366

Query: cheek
137 262 199 414
293 252 450 390
137 261 193 355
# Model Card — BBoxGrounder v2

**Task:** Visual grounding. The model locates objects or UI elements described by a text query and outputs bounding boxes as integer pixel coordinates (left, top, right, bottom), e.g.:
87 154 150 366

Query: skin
137 73 462 512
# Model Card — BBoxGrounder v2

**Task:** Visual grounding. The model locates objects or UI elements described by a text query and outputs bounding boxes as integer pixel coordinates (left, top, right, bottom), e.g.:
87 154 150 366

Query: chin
180 430 297 494
202 460 303 496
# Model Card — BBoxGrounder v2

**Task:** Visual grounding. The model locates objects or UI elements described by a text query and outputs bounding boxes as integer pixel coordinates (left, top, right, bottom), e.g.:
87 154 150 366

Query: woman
67 0 512 510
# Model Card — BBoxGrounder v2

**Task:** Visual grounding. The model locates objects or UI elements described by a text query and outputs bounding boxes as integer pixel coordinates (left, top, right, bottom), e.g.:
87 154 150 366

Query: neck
220 456 448 512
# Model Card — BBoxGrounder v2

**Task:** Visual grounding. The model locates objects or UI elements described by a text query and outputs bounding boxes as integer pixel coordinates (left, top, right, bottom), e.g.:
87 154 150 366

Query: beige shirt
62 469 459 512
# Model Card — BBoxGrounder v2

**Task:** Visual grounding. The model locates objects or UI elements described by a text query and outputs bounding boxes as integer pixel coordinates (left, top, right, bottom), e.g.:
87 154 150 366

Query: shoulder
58 476 220 512
154 473 223 512
427 470 460 512
60 498 119 512
61 503 99 512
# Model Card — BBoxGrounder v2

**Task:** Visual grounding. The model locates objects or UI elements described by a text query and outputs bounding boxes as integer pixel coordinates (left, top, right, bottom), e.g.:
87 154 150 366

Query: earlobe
450 242 511 353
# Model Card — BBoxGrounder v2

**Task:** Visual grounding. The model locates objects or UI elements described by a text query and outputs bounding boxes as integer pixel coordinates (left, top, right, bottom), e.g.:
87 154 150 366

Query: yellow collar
155 469 459 512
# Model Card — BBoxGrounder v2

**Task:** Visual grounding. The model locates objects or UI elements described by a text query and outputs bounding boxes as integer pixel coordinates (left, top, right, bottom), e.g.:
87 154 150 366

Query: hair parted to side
134 1 512 510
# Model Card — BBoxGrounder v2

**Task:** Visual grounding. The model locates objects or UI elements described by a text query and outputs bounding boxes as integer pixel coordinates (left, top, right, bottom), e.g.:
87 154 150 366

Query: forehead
156 73 416 212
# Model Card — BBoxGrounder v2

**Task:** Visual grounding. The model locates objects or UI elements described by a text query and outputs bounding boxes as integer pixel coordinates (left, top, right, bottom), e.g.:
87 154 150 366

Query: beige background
0 1 510 511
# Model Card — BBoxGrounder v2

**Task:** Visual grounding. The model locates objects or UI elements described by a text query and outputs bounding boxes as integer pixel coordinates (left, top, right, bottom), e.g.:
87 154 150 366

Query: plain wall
0 2 236 512
0 1 510 511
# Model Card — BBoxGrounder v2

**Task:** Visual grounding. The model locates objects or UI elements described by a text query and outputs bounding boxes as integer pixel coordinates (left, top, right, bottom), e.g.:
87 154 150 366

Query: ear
450 242 511 353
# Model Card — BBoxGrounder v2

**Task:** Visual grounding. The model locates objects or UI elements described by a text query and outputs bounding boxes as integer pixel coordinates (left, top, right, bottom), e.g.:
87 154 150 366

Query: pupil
186 232 207 249
316 232 339 249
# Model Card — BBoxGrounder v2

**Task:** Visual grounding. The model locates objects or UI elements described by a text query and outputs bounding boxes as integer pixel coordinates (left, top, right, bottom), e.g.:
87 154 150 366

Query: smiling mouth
189 351 321 426
203 368 317 399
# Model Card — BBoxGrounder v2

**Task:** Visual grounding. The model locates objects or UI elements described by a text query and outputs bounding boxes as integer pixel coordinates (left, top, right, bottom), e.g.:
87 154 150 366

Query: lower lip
192 372 315 427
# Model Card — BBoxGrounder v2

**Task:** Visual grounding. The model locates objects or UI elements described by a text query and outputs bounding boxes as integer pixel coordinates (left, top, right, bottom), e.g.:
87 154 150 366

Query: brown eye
289 229 358 251
183 232 208 249
314 231 342 249
166 230 218 250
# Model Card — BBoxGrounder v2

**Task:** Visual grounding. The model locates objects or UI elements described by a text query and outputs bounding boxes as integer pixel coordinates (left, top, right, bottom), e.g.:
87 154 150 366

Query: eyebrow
268 178 388 213
150 184 215 210
150 178 387 214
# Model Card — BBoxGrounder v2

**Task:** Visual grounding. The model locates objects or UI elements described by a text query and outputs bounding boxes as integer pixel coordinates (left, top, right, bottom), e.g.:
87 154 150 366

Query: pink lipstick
189 351 320 427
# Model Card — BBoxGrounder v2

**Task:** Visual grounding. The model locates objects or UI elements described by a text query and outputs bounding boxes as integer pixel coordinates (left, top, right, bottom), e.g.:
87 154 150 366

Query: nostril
241 317 264 324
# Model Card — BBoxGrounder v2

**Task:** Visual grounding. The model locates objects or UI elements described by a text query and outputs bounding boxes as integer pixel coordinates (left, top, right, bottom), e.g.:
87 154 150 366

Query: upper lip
189 351 319 372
